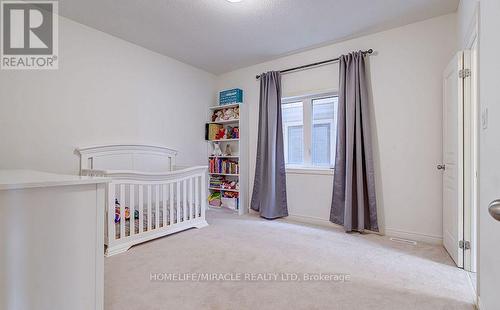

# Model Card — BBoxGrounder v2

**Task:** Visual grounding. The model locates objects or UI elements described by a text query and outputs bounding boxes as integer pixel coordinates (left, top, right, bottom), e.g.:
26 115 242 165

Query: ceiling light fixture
226 0 243 3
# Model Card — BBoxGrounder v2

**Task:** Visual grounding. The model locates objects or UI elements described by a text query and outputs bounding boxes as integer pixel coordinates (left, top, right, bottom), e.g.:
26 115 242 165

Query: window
282 102 303 165
282 93 338 168
312 96 337 167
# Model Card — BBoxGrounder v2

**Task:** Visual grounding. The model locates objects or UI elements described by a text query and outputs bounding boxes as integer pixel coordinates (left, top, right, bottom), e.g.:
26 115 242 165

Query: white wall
217 14 457 243
0 17 215 175
457 0 480 49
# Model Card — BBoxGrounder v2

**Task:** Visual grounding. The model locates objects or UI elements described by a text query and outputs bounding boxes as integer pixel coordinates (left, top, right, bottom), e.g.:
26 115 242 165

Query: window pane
287 125 303 164
312 124 330 165
312 97 337 166
282 102 303 123
282 101 303 165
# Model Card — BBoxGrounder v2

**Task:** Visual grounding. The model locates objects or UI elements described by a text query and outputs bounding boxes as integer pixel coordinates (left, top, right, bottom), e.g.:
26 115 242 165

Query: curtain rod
255 49 373 79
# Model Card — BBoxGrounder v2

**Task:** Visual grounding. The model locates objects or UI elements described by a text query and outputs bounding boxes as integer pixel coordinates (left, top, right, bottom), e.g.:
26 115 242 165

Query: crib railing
84 167 208 256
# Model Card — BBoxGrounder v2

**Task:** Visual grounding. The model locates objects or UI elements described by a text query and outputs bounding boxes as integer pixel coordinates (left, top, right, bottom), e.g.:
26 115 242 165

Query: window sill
285 167 334 176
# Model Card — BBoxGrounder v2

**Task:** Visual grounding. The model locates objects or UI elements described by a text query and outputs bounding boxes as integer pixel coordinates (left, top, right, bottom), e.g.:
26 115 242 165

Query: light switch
482 108 488 130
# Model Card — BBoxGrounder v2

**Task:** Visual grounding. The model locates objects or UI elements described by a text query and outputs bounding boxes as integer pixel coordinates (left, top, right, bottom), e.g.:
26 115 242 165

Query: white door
478 1 500 308
442 52 464 268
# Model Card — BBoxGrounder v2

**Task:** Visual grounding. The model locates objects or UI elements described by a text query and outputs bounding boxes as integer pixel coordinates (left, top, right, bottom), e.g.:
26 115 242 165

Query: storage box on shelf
219 88 243 105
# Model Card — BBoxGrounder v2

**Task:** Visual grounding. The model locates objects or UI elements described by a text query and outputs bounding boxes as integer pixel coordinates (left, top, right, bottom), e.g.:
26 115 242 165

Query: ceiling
60 0 459 74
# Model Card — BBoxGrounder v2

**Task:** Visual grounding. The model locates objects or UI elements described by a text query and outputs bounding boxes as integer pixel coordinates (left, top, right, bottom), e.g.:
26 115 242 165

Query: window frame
281 91 338 172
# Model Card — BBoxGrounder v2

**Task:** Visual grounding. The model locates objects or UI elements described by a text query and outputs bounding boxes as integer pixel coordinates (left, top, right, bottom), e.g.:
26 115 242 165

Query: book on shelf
209 158 239 174
209 176 239 191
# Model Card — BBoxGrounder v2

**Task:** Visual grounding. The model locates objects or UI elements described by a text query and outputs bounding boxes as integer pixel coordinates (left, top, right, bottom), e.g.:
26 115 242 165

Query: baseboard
285 214 341 229
285 214 443 245
384 227 443 245
466 273 479 310
284 214 381 235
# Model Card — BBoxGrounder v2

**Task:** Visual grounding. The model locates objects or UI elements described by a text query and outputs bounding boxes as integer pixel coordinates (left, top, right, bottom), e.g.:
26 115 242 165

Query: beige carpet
105 209 475 310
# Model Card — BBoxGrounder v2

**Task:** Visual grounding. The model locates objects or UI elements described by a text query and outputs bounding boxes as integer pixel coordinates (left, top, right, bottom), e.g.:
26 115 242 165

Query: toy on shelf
207 123 223 140
209 177 239 191
232 127 239 139
224 126 239 140
211 106 240 122
223 107 239 120
221 190 239 210
212 142 223 156
212 110 223 122
215 127 226 140
224 144 232 156
221 179 238 190
208 192 222 207
209 125 238 141
223 191 239 198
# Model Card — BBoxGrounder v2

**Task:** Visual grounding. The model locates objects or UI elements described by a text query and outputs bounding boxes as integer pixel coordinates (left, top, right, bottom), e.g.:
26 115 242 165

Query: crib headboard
76 144 177 173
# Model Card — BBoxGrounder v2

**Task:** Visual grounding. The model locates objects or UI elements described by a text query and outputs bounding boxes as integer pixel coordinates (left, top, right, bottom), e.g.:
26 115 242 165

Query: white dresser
0 170 109 310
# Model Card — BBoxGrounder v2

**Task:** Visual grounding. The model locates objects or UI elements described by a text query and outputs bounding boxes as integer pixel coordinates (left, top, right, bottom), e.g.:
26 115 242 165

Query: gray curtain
250 71 288 219
330 51 378 232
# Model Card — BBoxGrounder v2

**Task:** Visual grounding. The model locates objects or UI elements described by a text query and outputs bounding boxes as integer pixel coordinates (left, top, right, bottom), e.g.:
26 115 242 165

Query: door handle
488 199 500 221
437 164 446 170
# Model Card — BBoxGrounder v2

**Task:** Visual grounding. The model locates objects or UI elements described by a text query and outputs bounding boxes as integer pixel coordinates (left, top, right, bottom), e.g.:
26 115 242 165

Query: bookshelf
206 98 246 214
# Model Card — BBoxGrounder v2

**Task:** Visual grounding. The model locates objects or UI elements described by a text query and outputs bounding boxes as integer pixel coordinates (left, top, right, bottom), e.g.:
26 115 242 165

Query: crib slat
189 178 194 220
138 185 144 233
120 184 125 238
108 183 116 242
155 184 160 229
169 183 174 225
147 185 152 231
129 184 135 236
195 176 199 219
176 182 181 224
183 180 187 222
201 175 206 218
162 184 167 227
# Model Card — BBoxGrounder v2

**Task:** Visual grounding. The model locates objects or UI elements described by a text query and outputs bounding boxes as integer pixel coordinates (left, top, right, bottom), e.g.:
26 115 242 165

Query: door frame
463 6 479 275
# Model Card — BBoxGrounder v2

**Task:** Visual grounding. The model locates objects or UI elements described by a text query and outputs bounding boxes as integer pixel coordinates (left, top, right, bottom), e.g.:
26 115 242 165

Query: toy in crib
114 199 139 223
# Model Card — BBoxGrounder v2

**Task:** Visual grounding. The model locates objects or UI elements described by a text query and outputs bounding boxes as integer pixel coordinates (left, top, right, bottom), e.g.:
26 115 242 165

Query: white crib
77 144 208 257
